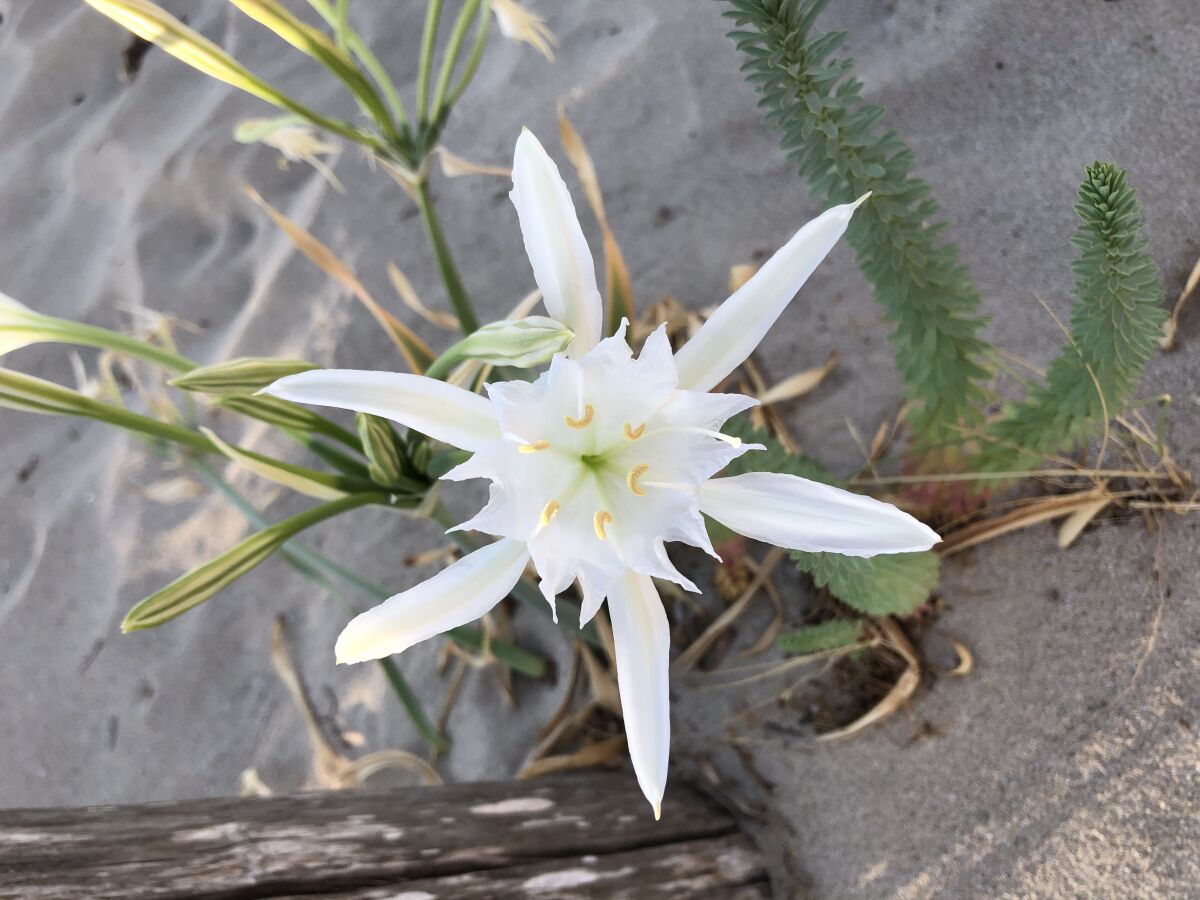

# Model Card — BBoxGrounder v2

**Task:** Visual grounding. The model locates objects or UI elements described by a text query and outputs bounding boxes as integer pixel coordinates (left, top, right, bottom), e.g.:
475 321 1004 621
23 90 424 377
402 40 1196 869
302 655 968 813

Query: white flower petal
510 128 603 357
263 369 500 452
335 539 530 664
608 570 671 819
673 195 869 392
698 472 940 556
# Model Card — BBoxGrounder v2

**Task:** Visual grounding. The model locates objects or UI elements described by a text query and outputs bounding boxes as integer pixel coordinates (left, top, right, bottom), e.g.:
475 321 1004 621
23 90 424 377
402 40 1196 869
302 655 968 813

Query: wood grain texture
0 773 768 899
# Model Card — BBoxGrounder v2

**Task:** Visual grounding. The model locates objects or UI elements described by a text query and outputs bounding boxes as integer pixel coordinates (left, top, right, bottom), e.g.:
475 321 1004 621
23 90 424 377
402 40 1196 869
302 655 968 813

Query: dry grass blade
672 547 787 674
1161 252 1200 350
536 646 582 741
742 358 800 453
1057 495 1112 548
579 642 620 715
757 350 837 406
939 487 1111 556
246 187 434 372
945 638 974 676
739 576 784 658
387 262 458 330
817 619 919 743
269 615 352 789
558 106 634 330
434 145 511 179
271 616 443 790
336 749 443 788
238 768 273 797
517 735 626 780
728 263 758 293
690 643 871 690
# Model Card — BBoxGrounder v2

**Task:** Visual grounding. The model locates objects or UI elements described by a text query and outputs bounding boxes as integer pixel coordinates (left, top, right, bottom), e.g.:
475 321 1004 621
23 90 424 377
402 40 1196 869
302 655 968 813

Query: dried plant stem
671 548 787 674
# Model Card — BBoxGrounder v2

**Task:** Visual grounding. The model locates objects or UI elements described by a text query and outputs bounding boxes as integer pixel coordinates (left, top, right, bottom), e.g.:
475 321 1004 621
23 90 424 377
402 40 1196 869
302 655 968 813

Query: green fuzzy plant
980 163 1167 471
722 0 1169 634
723 0 990 442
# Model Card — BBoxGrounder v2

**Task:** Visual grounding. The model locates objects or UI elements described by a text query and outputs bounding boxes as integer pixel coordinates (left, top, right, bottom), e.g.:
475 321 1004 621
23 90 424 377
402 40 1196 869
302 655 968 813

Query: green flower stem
15 320 192 372
189 457 447 749
416 0 445 123
415 179 479 335
195 458 548 678
12 317 363 452
431 0 482 118
333 0 350 53
446 0 491 109
305 0 410 131
0 367 212 451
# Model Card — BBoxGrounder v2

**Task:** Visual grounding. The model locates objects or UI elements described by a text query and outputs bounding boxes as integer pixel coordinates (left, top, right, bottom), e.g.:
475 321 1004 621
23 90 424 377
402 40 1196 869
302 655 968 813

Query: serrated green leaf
778 618 863 654
980 163 1165 470
721 0 989 440
792 549 938 616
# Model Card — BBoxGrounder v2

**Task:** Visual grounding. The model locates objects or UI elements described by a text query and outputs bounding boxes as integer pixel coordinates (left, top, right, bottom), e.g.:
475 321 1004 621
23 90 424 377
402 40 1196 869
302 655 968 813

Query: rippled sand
1 1 1197 895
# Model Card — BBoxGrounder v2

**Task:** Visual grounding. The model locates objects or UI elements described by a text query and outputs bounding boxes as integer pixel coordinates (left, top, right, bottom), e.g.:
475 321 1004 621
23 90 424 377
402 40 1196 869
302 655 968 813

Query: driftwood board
0 772 768 898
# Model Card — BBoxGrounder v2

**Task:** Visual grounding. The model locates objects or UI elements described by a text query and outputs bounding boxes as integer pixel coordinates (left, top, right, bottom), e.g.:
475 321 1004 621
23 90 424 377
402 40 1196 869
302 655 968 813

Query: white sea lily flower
263 129 940 818
492 0 557 61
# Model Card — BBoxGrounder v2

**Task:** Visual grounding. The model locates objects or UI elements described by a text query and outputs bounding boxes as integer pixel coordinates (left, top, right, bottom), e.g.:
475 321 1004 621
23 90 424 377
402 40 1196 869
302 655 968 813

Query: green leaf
0 367 210 452
227 0 398 139
201 426 370 500
82 0 375 148
778 618 863 655
722 0 990 440
980 163 1166 470
218 394 360 449
792 549 939 616
720 418 940 618
123 492 387 631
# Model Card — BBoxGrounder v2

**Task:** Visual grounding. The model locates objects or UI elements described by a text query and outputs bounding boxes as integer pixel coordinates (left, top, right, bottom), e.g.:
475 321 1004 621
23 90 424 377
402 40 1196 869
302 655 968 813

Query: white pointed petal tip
672 196 869 394
608 572 671 821
699 472 940 557
510 127 602 356
333 540 529 665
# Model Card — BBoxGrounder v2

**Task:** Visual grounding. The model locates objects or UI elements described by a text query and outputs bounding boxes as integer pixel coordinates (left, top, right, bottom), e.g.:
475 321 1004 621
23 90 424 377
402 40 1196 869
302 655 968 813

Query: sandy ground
1 0 1197 896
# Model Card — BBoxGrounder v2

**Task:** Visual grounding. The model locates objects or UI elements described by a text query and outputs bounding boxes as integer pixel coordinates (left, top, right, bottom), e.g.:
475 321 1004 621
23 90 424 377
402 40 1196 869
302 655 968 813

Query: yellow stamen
623 422 645 440
626 463 650 496
593 510 612 540
539 499 560 527
518 440 550 454
564 404 595 429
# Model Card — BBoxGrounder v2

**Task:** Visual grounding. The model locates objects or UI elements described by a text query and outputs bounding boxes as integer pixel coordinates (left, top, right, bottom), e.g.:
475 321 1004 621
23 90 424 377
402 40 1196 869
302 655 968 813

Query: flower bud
0 292 45 356
452 316 574 369
171 357 316 395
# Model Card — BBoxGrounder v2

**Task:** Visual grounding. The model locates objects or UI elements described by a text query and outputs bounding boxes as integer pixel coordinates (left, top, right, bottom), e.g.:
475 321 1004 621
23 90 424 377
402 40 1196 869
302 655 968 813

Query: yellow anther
626 463 650 496
539 500 560 528
518 440 551 454
593 510 612 540
564 404 595 429
624 422 646 440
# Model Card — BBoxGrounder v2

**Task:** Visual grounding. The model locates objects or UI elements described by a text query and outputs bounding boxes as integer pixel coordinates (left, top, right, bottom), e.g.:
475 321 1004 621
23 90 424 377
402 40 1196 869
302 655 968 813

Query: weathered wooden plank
322 834 769 899
0 773 761 899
